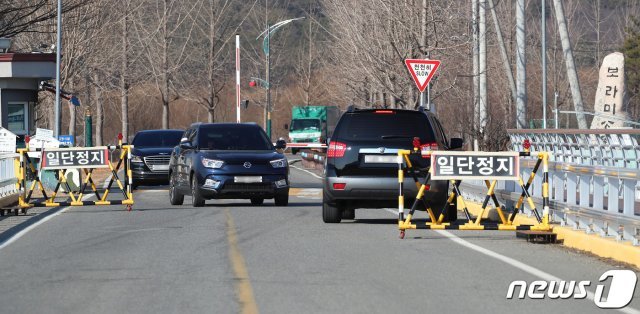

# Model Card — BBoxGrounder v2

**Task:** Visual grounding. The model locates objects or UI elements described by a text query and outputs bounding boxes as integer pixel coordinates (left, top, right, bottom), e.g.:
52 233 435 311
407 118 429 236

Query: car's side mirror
180 141 193 150
450 138 464 150
284 124 289 130
275 139 287 150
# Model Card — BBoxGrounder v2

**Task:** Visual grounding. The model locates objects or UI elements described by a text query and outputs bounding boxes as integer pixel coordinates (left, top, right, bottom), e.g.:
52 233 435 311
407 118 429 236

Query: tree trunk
161 0 170 129
84 70 92 146
516 0 527 129
93 72 103 146
489 0 516 108
208 108 214 123
553 0 587 129
305 5 313 107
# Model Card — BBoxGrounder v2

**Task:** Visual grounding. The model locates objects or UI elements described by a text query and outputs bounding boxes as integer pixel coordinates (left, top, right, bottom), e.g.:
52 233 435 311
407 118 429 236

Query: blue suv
168 123 289 207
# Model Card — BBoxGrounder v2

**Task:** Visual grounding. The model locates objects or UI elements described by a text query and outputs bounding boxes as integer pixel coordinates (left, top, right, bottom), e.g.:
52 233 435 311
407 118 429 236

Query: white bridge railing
462 129 640 246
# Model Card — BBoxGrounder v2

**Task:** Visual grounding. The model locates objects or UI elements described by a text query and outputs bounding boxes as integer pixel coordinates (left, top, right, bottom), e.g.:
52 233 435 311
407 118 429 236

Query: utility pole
472 0 479 151
516 0 527 129
553 0 587 129
542 0 547 129
54 0 62 137
236 34 241 123
419 0 428 110
479 0 487 144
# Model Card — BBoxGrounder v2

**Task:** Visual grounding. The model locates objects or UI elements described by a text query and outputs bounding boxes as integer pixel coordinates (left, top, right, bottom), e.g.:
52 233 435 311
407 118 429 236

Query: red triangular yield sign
404 59 441 93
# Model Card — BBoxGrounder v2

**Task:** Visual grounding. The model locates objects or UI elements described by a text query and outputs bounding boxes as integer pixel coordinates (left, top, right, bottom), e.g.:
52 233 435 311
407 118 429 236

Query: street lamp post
55 0 62 137
257 17 305 140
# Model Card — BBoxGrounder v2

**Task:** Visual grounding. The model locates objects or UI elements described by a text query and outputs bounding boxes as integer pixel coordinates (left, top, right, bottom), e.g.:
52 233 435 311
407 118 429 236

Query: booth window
7 102 28 135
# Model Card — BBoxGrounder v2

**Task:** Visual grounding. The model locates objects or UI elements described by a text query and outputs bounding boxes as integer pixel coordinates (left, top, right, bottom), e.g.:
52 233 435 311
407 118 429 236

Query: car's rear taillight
374 110 394 114
327 141 347 158
420 142 439 158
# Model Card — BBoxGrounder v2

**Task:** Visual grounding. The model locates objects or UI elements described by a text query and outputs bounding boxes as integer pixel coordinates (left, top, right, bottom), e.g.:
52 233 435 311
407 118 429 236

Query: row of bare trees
4 0 640 147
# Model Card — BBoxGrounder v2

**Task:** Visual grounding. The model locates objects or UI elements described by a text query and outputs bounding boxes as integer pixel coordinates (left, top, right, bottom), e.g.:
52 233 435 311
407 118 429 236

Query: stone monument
591 52 629 129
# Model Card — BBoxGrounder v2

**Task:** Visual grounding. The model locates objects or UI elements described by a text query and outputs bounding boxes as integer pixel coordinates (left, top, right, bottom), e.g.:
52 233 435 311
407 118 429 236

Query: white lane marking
290 164 323 180
0 194 93 251
0 172 118 251
103 174 112 189
383 209 640 314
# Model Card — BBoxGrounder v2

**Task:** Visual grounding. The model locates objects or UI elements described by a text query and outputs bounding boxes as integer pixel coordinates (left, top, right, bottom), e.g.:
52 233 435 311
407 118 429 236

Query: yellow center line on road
225 208 259 314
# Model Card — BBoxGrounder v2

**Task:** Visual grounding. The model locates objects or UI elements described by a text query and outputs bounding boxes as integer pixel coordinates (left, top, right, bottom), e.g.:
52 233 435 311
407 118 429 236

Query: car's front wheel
191 175 205 207
169 174 183 205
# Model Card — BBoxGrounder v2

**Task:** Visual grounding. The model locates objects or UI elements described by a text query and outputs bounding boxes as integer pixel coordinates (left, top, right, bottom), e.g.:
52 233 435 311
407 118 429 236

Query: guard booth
0 41 56 146
0 40 55 210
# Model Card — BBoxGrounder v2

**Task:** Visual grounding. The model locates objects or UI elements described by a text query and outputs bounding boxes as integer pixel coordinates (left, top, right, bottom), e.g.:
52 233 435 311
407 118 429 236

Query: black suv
130 129 184 188
168 123 289 207
323 107 463 223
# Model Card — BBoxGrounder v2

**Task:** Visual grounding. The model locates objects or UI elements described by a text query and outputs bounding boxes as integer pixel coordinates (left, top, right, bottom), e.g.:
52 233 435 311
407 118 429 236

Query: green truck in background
286 106 340 154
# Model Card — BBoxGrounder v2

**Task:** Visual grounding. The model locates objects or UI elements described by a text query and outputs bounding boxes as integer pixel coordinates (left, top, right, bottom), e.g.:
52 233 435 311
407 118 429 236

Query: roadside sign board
35 128 54 139
41 147 110 169
0 127 16 153
404 59 441 93
31 127 59 150
430 151 520 181
30 137 60 150
58 135 75 147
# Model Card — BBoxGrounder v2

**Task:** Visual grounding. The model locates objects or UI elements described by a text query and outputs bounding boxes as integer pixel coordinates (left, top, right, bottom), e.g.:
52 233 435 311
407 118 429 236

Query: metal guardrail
508 129 640 168
461 129 640 245
0 153 18 198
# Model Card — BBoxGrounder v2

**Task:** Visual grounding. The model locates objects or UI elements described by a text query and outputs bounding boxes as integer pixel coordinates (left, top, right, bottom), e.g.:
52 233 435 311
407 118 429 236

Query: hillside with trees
3 0 640 148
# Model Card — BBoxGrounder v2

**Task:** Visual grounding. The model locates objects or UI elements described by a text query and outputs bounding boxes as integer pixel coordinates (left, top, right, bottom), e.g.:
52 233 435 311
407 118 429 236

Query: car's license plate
364 155 397 164
234 176 262 183
153 164 169 171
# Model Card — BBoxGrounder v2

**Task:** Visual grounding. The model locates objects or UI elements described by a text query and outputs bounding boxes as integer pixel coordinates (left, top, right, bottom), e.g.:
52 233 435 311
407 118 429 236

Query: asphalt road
0 158 639 313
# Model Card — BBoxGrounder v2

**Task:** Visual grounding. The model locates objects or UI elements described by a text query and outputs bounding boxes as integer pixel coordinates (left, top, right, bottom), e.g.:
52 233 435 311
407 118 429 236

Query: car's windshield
336 111 436 142
132 131 183 147
290 119 321 131
198 125 273 150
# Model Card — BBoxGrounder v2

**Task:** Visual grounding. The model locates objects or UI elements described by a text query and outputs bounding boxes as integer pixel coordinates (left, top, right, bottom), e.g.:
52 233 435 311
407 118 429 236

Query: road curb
462 200 640 269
